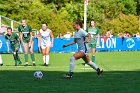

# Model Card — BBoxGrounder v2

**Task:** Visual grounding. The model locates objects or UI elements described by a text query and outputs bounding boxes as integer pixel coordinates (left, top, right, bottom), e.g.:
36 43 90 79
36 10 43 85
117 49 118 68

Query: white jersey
39 29 51 47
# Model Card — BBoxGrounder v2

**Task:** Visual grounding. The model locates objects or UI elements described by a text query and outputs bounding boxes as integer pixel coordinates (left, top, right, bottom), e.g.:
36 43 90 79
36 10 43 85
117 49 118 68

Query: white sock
25 62 28 64
0 55 2 64
32 61 35 63
45 55 49 65
88 61 98 70
43 55 46 63
69 56 75 72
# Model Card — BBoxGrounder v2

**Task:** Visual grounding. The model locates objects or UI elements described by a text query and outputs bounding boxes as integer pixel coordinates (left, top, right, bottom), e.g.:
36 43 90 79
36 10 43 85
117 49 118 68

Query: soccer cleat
24 64 28 66
43 63 48 67
32 63 36 66
64 72 73 79
15 63 18 66
19 61 22 65
0 63 3 66
97 68 103 76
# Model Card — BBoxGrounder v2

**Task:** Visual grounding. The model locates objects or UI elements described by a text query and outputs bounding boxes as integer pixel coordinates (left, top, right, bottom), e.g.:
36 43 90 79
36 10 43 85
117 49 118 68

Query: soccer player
5 27 22 66
86 19 100 64
38 23 54 66
63 19 103 78
18 19 35 66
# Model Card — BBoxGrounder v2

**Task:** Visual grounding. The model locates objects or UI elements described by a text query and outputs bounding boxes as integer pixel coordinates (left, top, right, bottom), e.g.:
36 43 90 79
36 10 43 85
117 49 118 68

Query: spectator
57 33 64 39
136 32 140 37
109 30 113 38
0 25 7 36
64 32 71 38
118 32 123 38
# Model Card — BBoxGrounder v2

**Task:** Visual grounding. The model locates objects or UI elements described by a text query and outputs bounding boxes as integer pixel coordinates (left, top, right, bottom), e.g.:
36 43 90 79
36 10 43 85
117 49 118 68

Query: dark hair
42 22 48 26
73 19 83 28
21 18 26 22
7 27 12 31
90 19 95 27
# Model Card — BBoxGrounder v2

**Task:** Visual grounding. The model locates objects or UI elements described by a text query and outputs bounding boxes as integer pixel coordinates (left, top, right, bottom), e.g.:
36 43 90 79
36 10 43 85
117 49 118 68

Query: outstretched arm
63 39 76 48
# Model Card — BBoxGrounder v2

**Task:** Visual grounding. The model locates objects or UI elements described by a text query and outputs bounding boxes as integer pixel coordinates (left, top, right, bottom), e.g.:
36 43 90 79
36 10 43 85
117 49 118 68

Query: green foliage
101 14 139 35
0 0 139 37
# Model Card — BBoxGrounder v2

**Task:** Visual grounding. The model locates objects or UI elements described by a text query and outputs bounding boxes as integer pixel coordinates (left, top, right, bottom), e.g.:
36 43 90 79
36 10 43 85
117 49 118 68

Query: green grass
0 51 140 93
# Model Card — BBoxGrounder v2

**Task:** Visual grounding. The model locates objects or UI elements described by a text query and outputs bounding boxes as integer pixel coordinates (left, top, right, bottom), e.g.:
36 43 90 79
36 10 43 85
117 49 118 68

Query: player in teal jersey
86 19 100 63
63 19 103 79
5 27 22 66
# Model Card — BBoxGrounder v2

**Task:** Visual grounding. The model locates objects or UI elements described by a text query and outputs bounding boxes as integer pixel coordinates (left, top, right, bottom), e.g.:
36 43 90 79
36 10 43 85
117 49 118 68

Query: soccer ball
34 71 43 79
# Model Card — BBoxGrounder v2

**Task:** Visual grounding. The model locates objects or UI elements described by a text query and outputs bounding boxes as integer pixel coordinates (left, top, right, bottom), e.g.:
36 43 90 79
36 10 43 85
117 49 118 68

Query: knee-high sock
69 56 75 72
45 55 49 65
30 53 35 63
87 61 98 70
43 55 46 63
0 55 2 64
24 54 28 63
92 55 95 62
13 53 18 63
15 52 21 63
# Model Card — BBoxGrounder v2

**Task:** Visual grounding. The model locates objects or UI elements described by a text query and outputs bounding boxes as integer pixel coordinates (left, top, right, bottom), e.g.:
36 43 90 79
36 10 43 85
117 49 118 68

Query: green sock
30 53 35 62
92 55 95 62
17 56 21 63
24 54 28 62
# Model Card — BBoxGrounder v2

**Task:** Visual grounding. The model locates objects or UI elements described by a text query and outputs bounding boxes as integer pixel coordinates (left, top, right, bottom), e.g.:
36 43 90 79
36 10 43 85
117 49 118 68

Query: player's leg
30 41 35 66
91 48 96 62
82 55 103 75
23 42 29 66
45 46 50 66
14 44 22 66
41 46 47 66
65 51 85 78
0 54 3 66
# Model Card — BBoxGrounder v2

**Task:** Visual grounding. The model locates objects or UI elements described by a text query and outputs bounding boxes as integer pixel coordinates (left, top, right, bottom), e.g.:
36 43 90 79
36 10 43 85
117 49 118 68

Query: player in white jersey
63 19 103 79
38 23 54 66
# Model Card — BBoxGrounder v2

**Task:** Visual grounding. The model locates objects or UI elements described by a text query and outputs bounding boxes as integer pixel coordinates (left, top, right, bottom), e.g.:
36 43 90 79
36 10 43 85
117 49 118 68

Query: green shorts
22 38 30 43
88 43 96 48
11 43 19 51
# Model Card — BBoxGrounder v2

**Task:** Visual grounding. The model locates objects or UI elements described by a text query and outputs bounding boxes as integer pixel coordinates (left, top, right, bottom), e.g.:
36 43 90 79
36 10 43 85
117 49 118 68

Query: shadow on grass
0 70 140 93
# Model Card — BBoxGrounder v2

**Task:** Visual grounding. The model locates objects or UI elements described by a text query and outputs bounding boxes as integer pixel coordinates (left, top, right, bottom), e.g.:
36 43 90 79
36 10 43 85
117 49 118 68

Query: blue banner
0 36 140 53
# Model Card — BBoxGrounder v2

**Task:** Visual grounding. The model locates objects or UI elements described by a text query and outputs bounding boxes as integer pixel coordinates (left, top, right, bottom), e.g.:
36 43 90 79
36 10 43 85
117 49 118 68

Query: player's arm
6 39 10 53
37 31 41 48
29 32 33 43
62 39 76 48
18 26 22 41
97 34 100 47
84 33 91 43
16 33 20 44
82 30 91 43
97 27 100 47
29 26 33 47
50 31 54 47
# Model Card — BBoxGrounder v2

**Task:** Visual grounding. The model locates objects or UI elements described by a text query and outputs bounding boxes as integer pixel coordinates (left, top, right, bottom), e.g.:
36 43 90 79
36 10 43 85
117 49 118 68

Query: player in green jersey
18 19 35 66
86 19 100 63
5 27 22 66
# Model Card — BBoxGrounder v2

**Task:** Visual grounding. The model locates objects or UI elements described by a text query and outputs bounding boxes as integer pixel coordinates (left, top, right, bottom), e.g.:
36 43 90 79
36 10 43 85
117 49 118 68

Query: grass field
0 51 140 93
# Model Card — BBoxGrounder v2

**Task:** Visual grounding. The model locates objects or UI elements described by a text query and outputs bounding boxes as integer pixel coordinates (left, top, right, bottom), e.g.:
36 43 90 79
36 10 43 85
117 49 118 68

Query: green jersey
86 27 100 44
5 32 19 45
18 24 32 43
5 32 19 51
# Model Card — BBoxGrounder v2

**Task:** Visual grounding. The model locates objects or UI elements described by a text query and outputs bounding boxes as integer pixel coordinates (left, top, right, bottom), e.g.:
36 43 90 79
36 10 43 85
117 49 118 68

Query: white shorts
41 42 51 49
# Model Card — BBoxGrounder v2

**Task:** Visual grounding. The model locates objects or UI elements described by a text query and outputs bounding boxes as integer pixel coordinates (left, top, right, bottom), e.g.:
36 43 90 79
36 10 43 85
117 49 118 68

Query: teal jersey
5 32 19 45
18 24 32 40
86 27 100 44
74 28 88 52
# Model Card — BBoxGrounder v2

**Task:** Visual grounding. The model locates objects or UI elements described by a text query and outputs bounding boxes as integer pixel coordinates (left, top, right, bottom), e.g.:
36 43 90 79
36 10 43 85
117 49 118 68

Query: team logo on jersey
126 38 135 48
0 40 2 49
